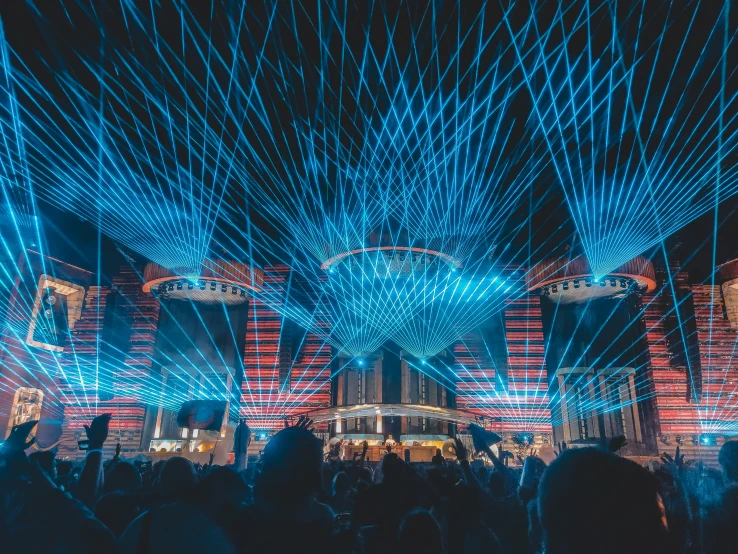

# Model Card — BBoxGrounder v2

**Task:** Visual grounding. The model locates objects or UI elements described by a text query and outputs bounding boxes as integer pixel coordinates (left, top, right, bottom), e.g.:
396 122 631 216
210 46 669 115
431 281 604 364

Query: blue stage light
508 2 738 278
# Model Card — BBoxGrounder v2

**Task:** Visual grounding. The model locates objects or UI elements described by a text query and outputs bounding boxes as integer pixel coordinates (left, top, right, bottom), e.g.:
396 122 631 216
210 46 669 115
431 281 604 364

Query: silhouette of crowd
2 414 738 553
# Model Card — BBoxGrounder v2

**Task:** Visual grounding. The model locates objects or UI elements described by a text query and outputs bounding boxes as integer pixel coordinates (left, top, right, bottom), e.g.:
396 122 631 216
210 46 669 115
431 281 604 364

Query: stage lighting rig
142 260 263 305
527 255 656 304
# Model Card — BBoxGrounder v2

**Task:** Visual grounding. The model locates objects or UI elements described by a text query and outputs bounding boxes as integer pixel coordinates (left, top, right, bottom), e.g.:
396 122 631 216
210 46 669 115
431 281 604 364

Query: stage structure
140 260 261 454
1 247 738 464
527 256 658 449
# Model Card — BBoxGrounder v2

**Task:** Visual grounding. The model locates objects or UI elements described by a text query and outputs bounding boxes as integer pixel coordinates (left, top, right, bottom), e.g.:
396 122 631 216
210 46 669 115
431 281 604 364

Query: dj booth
342 444 438 462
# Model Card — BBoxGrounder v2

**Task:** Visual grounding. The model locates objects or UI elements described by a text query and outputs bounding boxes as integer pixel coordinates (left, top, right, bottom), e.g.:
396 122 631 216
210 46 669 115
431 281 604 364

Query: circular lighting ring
142 275 261 293
142 260 263 303
321 246 462 271
527 255 656 294
717 258 738 283
529 272 656 293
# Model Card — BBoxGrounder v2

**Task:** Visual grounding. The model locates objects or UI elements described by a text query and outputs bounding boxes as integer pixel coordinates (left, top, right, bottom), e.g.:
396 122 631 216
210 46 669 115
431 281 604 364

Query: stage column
401 358 410 434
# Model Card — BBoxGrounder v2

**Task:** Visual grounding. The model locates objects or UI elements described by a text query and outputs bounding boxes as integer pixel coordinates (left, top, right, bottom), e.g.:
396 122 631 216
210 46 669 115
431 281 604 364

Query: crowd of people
1 414 738 553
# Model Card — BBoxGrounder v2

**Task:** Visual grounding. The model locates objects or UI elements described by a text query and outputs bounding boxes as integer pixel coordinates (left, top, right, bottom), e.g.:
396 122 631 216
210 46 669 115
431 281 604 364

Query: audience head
398 510 443 554
157 456 198 501
192 466 248 511
487 470 506 498
719 440 738 483
380 452 405 484
539 448 668 554
104 461 141 494
257 426 323 502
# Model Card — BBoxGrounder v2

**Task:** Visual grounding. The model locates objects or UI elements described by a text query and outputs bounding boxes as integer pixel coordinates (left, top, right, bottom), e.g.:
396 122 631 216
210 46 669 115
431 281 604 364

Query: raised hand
661 446 686 477
84 413 112 450
608 435 627 453
294 416 314 431
362 440 368 456
4 420 38 452
451 437 469 463
114 442 122 459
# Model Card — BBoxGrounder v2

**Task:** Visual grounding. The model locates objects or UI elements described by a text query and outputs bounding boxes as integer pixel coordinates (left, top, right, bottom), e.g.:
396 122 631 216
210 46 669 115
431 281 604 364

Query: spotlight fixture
231 287 237 295
168 283 174 291
573 280 580 288
187 283 194 290
200 282 206 290
600 280 607 287
562 281 569 291
357 358 365 367
620 279 627 288
585 279 592 287
240 289 246 298
210 282 216 291
542 286 550 296
552 284 558 293
221 284 227 292
610 278 617 287
176 283 183 290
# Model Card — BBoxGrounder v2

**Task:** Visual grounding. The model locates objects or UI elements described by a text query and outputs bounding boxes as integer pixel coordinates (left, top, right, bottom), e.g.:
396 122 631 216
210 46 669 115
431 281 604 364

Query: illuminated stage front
304 403 479 426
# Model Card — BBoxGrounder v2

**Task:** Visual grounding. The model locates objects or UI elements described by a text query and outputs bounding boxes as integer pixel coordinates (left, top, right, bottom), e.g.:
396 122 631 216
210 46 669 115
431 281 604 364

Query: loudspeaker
176 400 227 431
468 423 502 453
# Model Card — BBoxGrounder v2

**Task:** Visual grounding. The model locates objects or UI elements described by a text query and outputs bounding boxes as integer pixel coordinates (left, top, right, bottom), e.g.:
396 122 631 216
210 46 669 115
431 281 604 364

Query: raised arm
233 419 251 472
358 440 368 467
76 413 111 508
453 438 485 492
